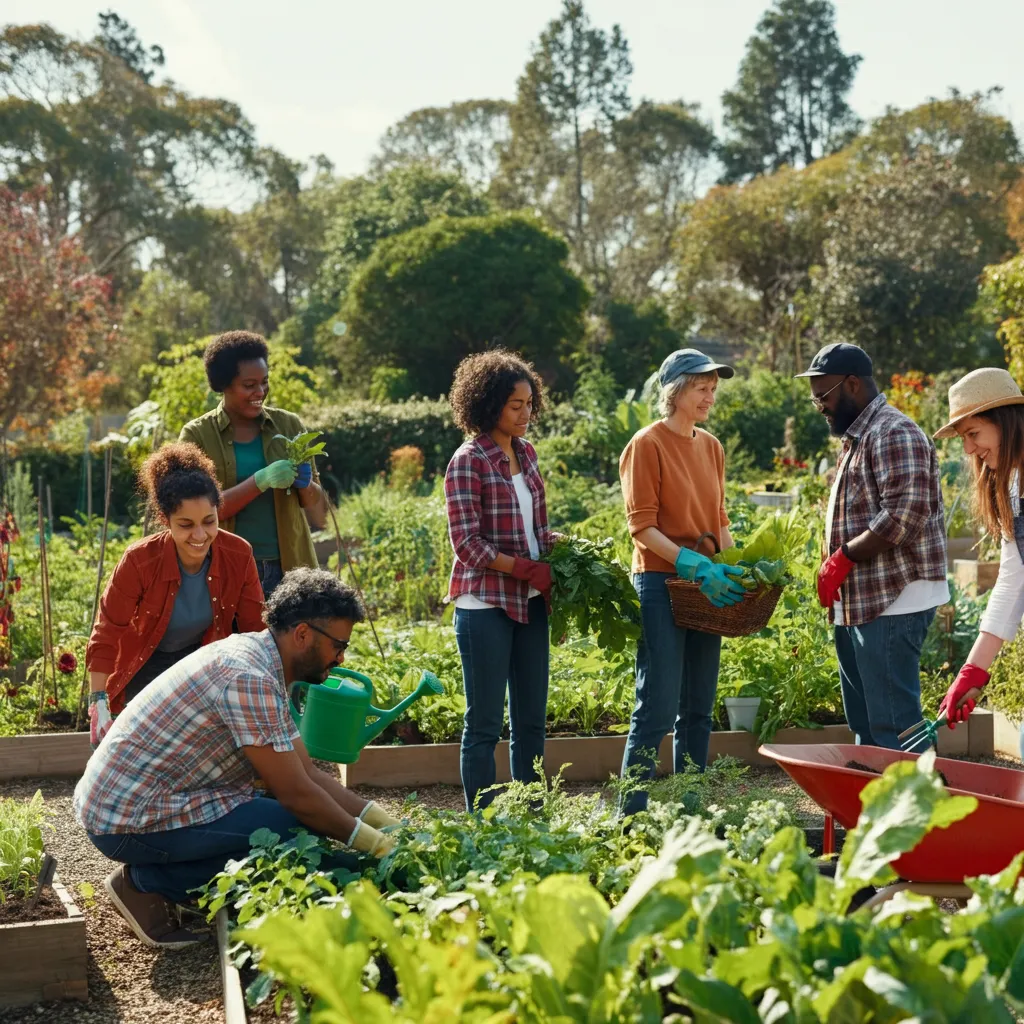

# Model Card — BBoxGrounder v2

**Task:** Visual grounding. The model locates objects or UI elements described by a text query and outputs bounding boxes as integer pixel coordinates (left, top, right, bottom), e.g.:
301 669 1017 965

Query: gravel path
3 757 1004 1022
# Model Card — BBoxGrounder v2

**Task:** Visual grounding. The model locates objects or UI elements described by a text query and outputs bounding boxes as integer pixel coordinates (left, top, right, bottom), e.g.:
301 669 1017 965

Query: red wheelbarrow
759 743 1024 905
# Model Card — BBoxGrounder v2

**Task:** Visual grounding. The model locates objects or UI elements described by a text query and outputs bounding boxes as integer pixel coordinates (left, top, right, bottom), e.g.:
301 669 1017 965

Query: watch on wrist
88 690 108 705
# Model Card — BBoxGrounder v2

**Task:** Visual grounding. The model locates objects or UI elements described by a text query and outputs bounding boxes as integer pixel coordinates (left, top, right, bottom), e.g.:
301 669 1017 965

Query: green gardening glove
254 460 298 492
674 546 746 608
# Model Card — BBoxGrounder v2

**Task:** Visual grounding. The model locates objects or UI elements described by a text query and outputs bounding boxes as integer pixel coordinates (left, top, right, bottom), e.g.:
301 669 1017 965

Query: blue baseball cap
795 342 873 378
658 348 735 386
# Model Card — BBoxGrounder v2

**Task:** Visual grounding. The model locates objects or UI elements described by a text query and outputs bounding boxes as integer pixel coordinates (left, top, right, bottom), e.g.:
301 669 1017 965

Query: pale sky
7 0 1024 181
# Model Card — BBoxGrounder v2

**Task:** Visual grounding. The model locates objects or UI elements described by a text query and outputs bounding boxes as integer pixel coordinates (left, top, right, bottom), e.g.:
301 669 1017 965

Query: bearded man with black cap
797 343 948 749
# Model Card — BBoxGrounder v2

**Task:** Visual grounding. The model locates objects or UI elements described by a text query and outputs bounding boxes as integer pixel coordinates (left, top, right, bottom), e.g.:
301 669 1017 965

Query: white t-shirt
825 452 949 625
979 479 1024 641
455 473 541 611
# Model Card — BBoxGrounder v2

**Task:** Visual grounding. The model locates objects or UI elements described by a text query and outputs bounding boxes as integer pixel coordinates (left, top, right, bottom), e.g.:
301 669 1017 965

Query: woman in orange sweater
618 349 744 815
86 443 264 748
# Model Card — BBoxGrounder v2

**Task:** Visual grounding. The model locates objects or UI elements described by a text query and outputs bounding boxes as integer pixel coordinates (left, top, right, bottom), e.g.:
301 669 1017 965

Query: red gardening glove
938 664 989 729
510 557 552 593
817 547 855 608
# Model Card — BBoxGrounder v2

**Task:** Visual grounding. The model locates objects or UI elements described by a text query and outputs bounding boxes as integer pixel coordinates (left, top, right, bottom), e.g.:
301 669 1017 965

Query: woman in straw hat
933 367 1024 733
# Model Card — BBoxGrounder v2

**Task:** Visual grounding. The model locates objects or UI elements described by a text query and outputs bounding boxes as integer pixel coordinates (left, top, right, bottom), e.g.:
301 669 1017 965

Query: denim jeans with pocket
87 796 358 905
833 608 936 749
619 572 722 816
454 596 549 811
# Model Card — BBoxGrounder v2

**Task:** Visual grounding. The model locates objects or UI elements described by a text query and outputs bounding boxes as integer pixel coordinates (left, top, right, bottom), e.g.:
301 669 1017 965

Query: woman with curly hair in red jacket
86 443 264 748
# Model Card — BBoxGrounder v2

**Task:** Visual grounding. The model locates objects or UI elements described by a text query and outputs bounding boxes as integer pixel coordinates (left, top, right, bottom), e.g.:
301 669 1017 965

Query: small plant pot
724 696 761 733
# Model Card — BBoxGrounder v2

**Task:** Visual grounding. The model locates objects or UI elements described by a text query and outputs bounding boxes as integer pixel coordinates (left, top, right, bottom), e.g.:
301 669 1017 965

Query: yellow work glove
358 801 401 829
348 820 395 858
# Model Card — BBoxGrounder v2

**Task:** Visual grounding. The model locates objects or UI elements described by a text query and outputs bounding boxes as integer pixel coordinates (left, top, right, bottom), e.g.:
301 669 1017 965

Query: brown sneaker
104 866 207 949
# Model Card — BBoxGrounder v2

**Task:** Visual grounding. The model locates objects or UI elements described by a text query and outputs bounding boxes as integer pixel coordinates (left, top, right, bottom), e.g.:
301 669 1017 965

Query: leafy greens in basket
712 509 810 591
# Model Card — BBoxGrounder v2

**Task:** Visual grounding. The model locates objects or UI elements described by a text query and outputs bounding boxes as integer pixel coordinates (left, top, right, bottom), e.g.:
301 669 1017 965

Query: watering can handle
328 667 375 698
290 681 312 716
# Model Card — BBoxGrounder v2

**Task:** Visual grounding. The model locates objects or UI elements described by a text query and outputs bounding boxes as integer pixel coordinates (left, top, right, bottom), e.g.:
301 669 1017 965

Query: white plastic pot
724 696 762 733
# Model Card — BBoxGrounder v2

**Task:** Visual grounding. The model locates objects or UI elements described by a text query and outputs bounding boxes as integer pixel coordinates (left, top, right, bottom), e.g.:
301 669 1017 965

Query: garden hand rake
898 713 948 754
899 686 983 754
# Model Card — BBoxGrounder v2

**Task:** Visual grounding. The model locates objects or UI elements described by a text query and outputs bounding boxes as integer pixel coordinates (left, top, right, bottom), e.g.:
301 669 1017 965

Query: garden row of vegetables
197 752 1024 1021
0 480 998 742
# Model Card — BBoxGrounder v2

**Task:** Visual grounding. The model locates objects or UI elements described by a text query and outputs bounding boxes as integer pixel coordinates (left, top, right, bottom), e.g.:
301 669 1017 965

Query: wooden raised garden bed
341 715 994 788
0 731 91 782
0 873 88 1007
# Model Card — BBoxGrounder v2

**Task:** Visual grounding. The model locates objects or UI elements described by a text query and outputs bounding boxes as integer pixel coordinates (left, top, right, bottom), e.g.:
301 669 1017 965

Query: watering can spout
361 670 444 747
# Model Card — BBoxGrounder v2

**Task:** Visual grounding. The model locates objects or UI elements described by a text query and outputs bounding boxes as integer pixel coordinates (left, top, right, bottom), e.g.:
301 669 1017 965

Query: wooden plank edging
0 731 91 781
0 871 88 1007
217 908 247 1024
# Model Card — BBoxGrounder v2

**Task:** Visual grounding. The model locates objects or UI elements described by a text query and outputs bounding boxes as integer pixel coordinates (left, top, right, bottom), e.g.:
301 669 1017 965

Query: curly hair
265 568 366 631
139 442 221 521
448 349 545 435
203 331 269 392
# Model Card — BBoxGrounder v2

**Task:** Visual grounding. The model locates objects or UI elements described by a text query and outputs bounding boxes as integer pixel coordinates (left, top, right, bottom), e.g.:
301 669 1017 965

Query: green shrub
3 445 138 525
306 399 464 493
708 370 831 470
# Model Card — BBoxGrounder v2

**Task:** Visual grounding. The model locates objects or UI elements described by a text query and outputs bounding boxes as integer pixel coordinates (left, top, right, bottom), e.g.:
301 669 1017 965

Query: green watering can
289 667 444 763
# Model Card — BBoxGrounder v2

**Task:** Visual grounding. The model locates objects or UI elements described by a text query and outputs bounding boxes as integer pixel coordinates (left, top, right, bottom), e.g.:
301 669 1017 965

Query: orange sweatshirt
619 422 730 574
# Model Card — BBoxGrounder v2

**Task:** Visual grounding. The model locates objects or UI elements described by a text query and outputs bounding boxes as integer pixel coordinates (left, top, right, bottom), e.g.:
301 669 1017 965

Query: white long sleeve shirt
980 534 1024 641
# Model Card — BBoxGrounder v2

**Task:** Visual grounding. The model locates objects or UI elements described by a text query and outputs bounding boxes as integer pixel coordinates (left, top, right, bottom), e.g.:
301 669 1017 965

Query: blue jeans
255 559 284 598
834 608 935 749
620 572 722 816
454 596 549 811
87 797 357 905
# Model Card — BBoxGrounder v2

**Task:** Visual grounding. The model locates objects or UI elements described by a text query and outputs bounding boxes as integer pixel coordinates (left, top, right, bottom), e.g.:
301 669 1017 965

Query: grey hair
658 370 717 418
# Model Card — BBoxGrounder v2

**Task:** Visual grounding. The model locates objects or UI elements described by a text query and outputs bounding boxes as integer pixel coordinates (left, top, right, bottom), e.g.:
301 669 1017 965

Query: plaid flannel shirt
444 434 552 623
74 631 298 835
828 395 947 626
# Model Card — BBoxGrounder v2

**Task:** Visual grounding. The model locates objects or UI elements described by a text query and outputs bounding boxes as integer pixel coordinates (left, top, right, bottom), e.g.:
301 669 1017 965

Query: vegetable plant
273 429 327 466
236 752 1024 1022
541 536 640 653
0 790 50 900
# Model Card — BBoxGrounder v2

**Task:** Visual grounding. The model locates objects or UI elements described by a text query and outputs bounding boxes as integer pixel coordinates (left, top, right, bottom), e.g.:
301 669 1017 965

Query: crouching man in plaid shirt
797 343 949 749
74 568 401 949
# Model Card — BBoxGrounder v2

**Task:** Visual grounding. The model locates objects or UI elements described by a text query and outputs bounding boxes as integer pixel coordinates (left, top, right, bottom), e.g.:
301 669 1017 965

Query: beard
295 648 332 685
827 392 861 437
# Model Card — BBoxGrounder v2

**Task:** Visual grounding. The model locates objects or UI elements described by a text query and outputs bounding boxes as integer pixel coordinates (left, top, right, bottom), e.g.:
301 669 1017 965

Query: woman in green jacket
180 331 327 597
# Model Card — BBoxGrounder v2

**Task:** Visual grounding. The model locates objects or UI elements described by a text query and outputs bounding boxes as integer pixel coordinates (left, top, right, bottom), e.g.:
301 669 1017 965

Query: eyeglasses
809 377 847 409
305 622 350 653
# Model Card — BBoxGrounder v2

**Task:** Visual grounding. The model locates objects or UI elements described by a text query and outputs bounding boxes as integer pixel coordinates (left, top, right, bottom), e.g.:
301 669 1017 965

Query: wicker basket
665 532 784 638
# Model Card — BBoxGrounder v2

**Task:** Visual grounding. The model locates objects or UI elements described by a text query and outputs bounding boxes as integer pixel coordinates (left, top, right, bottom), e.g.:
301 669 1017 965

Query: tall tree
371 100 513 191
812 154 1010 375
297 164 489 359
0 187 116 435
674 153 851 371
500 0 632 261
337 213 589 395
0 17 254 281
720 0 861 182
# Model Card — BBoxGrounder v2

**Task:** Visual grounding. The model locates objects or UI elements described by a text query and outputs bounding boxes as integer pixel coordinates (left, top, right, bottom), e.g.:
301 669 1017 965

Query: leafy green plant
272 430 327 466
542 536 640 653
0 790 50 900
238 752 1015 1022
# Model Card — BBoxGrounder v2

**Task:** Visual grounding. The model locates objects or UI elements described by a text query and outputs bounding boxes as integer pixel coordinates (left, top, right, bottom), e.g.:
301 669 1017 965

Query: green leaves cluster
238 752 1024 1022
0 790 49 899
542 535 640 653
272 430 327 465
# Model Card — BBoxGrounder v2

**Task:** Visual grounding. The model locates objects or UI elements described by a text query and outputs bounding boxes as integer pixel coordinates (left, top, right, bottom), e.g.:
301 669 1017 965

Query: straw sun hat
933 368 1024 439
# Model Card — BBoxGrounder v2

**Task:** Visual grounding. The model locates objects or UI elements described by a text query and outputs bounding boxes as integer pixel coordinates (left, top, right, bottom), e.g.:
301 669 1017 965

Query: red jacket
87 530 265 712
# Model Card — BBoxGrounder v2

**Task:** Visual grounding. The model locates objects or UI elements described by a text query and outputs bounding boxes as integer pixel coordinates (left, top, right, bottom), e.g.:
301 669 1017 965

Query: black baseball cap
795 342 873 379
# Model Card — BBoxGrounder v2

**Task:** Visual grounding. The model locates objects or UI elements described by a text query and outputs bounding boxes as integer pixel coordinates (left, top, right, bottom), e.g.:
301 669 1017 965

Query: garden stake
25 853 57 912
76 447 113 730
327 499 386 664
35 480 53 726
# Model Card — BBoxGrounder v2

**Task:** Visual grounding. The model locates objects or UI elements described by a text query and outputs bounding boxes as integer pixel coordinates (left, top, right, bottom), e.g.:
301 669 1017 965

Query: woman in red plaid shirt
444 351 553 811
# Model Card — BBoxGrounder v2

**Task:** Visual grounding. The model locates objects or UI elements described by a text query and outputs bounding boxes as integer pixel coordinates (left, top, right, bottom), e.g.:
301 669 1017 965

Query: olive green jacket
180 403 321 571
